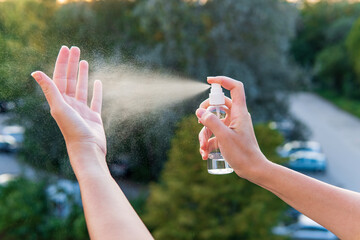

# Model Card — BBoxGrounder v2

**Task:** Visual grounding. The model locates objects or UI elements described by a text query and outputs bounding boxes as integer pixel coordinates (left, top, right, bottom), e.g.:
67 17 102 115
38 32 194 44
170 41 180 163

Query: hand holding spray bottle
206 83 234 174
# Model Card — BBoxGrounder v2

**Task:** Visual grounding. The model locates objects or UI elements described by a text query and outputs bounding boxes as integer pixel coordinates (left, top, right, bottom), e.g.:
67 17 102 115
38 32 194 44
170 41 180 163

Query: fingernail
70 46 80 52
31 71 42 82
196 108 206 119
80 60 88 66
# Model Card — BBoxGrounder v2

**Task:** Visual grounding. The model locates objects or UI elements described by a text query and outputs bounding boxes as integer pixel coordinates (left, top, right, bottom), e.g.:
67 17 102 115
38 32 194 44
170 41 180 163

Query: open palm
32 46 106 155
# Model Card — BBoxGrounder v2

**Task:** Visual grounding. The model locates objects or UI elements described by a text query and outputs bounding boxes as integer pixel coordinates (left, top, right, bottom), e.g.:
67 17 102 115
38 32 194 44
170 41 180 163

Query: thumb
196 108 230 141
31 71 65 108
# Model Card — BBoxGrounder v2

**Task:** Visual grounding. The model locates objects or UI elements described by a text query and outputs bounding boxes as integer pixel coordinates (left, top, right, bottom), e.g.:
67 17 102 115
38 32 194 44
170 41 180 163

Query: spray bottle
207 83 234 174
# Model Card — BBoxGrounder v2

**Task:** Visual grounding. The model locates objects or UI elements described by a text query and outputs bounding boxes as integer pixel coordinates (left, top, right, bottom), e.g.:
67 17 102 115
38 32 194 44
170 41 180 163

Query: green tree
135 0 299 120
314 44 356 96
346 17 360 90
0 0 55 101
143 116 287 239
291 0 360 97
291 0 360 67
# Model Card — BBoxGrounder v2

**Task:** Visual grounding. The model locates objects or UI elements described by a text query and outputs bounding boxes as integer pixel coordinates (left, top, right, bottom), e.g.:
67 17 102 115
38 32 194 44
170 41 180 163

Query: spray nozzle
209 83 225 105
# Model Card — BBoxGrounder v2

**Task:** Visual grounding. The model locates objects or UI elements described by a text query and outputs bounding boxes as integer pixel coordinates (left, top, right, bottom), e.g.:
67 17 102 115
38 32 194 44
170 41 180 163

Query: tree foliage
291 0 360 98
346 17 360 91
143 116 287 239
0 0 55 100
0 178 88 240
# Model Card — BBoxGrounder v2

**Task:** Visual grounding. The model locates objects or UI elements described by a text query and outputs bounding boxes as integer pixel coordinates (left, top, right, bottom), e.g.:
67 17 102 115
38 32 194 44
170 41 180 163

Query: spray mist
206 84 233 175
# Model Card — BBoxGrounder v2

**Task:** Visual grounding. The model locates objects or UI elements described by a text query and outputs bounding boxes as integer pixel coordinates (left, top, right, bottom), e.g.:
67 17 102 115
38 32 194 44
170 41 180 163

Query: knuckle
202 112 215 123
236 81 244 89
41 83 51 96
50 107 58 117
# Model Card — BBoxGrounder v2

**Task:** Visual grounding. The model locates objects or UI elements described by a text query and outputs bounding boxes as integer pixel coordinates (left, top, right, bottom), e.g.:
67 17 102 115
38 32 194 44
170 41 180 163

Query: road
290 92 360 192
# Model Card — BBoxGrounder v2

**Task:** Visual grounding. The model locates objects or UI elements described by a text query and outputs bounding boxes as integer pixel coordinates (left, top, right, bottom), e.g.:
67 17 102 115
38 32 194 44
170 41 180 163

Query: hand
196 76 269 180
31 46 106 161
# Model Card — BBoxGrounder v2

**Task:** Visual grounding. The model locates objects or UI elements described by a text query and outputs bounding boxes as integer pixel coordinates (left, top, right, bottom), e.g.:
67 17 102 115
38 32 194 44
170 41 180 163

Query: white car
1 125 24 143
278 141 322 158
273 214 338 239
287 151 327 172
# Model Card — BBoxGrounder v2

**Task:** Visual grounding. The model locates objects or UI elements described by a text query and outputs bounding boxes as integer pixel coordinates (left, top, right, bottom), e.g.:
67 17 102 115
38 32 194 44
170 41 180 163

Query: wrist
66 141 110 182
67 141 106 157
234 151 273 184
246 158 278 188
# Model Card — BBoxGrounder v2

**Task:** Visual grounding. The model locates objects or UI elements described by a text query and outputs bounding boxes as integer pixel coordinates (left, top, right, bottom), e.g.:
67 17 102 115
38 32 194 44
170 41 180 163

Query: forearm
251 160 360 239
68 145 153 240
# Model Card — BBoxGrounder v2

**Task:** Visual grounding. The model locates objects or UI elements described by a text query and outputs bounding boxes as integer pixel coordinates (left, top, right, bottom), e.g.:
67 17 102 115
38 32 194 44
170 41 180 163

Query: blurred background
0 0 359 239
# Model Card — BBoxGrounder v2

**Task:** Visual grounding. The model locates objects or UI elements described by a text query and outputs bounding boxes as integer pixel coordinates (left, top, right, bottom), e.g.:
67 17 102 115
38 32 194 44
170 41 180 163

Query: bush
143 115 287 239
0 177 88 240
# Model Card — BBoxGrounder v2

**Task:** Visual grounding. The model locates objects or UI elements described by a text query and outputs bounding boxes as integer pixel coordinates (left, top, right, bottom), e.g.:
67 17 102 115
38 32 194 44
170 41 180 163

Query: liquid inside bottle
207 105 234 175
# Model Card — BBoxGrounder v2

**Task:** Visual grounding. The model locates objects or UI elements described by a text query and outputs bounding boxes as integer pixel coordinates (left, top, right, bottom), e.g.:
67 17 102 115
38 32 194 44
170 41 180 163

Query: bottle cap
209 83 225 105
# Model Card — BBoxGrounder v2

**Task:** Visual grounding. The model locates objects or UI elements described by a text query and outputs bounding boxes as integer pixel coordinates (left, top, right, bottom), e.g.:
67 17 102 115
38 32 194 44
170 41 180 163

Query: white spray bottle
207 83 233 174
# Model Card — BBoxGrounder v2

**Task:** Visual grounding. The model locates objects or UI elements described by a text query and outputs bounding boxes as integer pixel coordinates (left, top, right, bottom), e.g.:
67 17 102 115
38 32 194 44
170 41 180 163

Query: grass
317 90 360 119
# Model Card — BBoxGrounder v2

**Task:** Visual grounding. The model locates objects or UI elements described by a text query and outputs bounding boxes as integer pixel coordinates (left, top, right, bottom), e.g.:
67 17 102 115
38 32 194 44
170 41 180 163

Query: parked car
278 141 322 158
0 173 17 185
287 151 327 172
284 207 301 221
1 125 24 144
273 214 338 240
0 134 17 152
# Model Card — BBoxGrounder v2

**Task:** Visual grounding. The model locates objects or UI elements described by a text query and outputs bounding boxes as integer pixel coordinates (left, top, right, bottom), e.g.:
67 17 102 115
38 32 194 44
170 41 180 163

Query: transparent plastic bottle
207 84 234 175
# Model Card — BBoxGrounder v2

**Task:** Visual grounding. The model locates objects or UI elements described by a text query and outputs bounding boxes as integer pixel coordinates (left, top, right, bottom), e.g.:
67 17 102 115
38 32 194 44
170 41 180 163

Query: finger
207 76 248 118
200 148 206 160
196 108 231 141
199 97 232 126
76 60 89 104
91 80 103 114
53 46 70 94
66 46 80 97
207 137 219 153
199 126 212 150
200 137 218 160
199 96 232 110
31 71 65 108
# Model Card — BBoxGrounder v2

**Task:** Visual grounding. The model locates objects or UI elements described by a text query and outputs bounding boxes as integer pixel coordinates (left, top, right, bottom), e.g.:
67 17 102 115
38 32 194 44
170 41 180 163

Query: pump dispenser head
209 83 225 105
